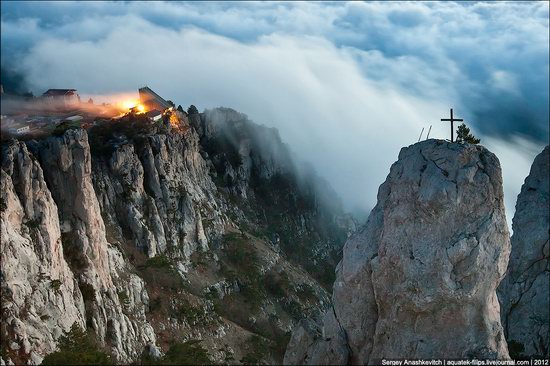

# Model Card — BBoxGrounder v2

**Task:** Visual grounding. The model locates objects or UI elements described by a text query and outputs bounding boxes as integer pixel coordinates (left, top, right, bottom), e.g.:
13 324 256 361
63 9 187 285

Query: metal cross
440 108 463 142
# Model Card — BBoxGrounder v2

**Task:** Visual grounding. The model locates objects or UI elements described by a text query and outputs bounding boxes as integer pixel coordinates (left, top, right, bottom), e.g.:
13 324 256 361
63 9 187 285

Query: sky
1 1 548 226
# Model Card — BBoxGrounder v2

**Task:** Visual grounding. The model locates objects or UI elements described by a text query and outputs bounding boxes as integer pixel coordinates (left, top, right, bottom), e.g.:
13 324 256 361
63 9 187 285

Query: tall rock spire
285 139 511 364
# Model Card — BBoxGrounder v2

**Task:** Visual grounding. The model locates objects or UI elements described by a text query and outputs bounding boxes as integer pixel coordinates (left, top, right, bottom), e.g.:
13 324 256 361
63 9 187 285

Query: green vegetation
138 255 184 292
203 135 242 175
295 283 317 302
507 340 526 360
144 340 210 365
211 234 305 362
456 123 480 144
281 299 305 321
176 299 209 325
25 218 40 229
41 323 112 365
241 335 270 365
190 250 211 269
88 115 157 158
272 331 291 360
187 105 199 115
0 197 7 212
50 279 62 292
263 271 290 298
199 112 347 291
79 283 96 303
144 255 172 269
52 121 81 137
217 233 267 311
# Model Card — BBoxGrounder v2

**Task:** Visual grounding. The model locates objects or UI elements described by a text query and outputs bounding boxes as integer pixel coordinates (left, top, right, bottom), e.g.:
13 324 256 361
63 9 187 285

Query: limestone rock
499 145 549 358
1 130 158 364
92 128 226 263
38 129 157 362
1 108 353 364
1 141 85 365
286 140 511 364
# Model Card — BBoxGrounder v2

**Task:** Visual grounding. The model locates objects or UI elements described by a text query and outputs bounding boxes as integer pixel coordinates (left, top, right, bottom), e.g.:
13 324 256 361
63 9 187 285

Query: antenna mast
418 127 425 142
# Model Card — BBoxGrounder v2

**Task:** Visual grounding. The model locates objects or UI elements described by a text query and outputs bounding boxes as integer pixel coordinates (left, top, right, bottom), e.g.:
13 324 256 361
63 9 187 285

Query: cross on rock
440 108 463 142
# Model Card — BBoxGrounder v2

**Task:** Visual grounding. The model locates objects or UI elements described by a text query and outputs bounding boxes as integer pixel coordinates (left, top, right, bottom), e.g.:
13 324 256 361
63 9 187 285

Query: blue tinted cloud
0 1 547 224
2 1 547 141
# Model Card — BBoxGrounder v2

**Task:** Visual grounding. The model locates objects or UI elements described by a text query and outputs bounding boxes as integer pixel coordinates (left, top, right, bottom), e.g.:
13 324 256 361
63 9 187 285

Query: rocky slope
285 139 512 364
1 108 353 364
498 146 549 358
193 108 355 285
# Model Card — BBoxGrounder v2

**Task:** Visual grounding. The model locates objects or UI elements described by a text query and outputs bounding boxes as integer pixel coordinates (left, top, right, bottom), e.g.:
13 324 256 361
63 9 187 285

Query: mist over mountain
1 2 549 364
1 1 548 222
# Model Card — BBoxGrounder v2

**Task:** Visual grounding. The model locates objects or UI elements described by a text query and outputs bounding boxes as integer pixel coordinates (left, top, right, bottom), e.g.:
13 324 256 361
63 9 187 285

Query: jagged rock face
285 140 511 364
196 108 294 199
92 128 226 263
38 130 157 362
1 141 85 365
1 130 158 364
39 129 113 287
1 109 353 365
499 146 549 358
195 108 354 286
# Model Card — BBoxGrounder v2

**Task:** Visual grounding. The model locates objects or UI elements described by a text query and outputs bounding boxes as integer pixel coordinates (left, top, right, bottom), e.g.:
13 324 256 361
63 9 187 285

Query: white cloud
1 1 548 225
17 21 452 215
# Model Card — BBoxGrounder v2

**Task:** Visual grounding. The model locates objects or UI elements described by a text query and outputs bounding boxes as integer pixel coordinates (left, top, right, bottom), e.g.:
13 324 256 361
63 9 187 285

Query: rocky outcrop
195 108 295 199
1 130 158 364
92 127 226 264
196 108 355 285
499 146 549 358
1 141 85 365
285 140 511 363
1 108 352 364
38 129 157 362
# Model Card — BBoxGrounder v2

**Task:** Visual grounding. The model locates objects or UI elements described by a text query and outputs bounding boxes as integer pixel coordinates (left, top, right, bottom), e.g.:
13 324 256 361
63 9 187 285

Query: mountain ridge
1 107 354 364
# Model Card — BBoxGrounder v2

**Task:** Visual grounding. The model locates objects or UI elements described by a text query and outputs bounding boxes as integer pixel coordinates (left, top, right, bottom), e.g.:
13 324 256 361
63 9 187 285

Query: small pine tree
41 323 112 365
187 105 199 115
162 340 211 365
456 123 480 144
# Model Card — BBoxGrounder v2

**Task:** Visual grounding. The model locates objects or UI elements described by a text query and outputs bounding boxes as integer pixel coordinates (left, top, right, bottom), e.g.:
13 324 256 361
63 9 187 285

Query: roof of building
139 86 172 110
145 109 163 118
42 89 77 96
65 115 83 121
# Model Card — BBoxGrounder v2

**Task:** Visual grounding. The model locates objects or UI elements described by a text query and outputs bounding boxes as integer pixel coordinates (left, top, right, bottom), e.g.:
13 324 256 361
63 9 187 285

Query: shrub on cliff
456 123 480 144
162 340 210 365
41 323 112 365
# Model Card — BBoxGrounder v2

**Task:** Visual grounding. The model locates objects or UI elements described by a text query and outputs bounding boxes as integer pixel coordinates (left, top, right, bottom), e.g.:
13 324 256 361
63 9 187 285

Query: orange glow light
122 100 137 109
137 104 145 113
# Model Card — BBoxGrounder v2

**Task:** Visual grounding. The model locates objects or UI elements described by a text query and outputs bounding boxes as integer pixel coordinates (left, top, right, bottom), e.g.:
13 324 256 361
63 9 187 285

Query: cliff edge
499 146 549 358
285 139 511 364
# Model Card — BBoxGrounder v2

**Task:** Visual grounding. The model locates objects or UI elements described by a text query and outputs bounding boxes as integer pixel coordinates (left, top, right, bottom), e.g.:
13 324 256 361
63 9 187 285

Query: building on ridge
42 89 80 107
139 86 172 112
145 109 163 122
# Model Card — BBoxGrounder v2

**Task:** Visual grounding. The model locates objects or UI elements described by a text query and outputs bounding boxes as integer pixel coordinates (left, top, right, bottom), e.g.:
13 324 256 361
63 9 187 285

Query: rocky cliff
1 108 353 364
2 131 157 364
285 139 512 364
498 146 549 358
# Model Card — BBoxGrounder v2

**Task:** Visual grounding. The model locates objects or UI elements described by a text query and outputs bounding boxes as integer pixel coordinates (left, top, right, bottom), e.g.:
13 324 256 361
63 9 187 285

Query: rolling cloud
1 1 548 225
